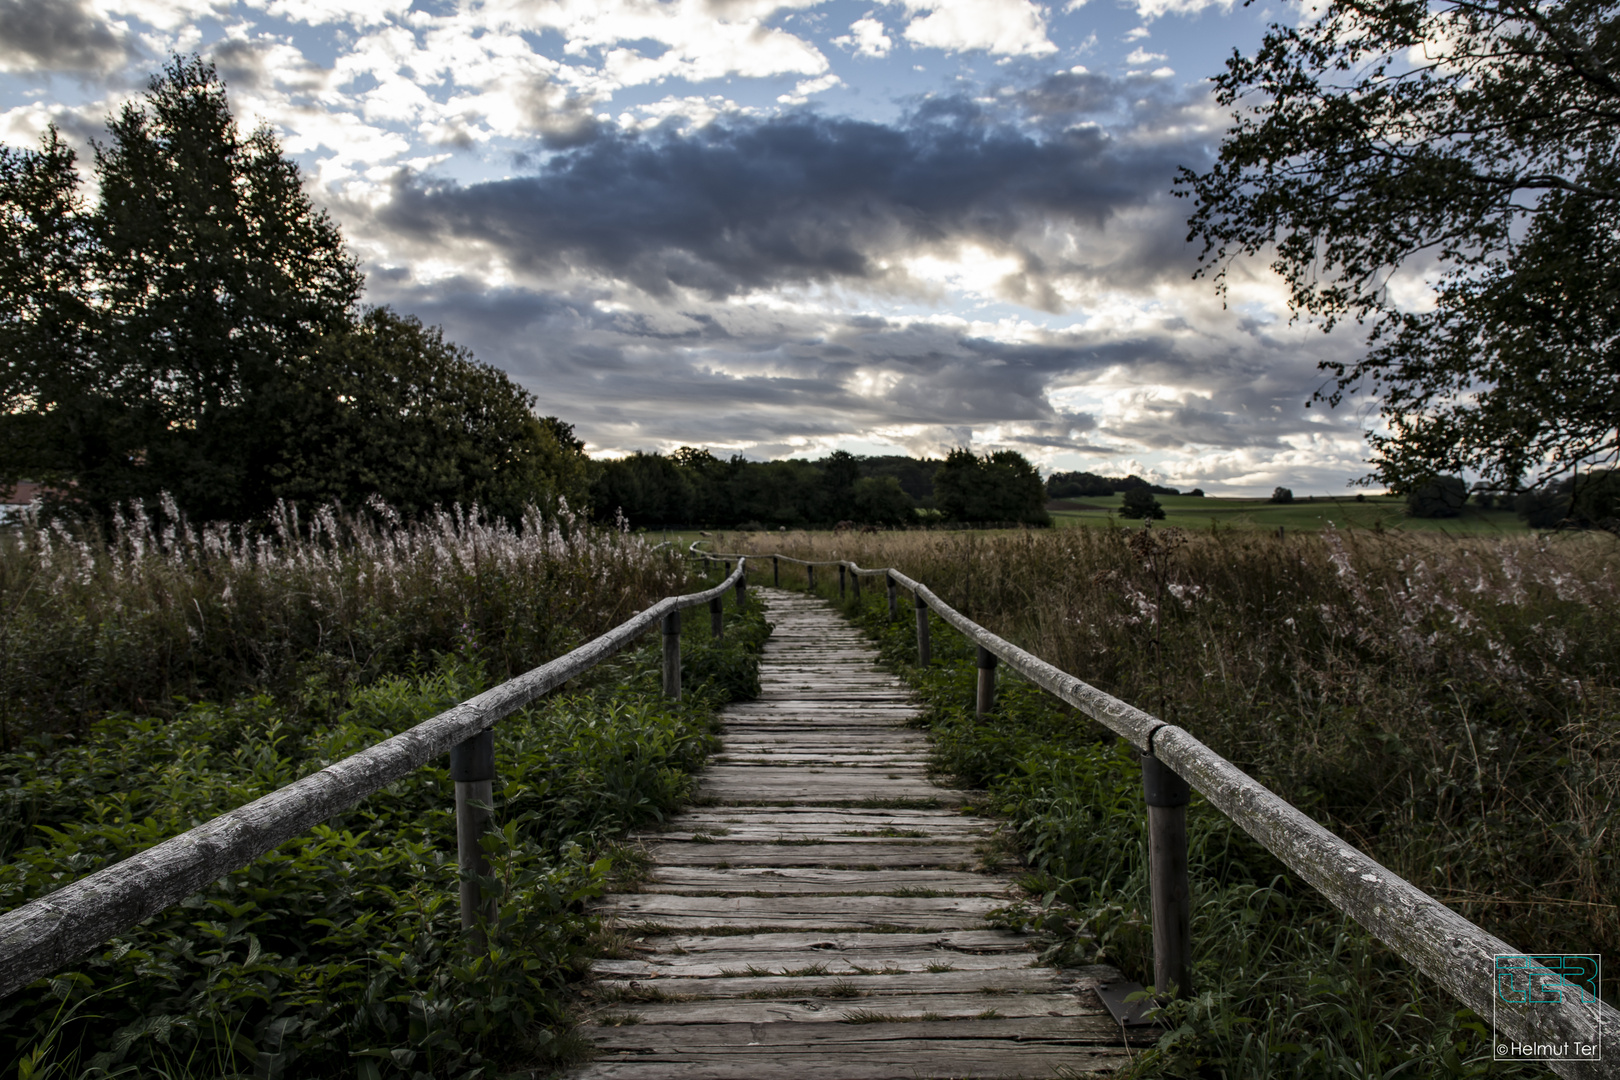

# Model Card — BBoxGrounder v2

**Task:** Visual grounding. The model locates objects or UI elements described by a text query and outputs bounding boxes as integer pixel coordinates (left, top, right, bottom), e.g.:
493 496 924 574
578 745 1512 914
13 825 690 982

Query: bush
1406 475 1467 518
1270 486 1294 503
1118 488 1164 520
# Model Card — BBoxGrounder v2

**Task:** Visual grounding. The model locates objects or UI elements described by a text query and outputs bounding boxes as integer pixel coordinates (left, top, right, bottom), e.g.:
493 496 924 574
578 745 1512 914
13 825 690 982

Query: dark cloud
0 0 130 74
374 83 1208 302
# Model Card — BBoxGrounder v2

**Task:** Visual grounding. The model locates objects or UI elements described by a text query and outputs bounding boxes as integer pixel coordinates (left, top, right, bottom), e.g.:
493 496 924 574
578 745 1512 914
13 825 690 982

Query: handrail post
886 573 897 620
851 567 862 601
450 727 496 946
661 610 681 700
975 645 996 717
839 564 846 598
710 595 724 639
807 564 816 591
735 563 747 609
1142 750 1192 998
773 556 779 587
914 593 931 665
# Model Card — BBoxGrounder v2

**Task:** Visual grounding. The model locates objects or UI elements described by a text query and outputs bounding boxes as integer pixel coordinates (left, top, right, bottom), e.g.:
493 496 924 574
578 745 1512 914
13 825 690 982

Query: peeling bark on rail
0 564 747 1002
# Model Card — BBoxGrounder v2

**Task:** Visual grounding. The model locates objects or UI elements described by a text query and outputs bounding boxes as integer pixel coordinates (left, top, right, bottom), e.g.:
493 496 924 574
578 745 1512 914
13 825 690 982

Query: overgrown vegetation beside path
0 518 768 1078
737 526 1617 1076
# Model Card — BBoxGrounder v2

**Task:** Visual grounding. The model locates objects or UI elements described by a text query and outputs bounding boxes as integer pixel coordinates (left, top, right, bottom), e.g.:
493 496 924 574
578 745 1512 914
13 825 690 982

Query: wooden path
573 589 1149 1079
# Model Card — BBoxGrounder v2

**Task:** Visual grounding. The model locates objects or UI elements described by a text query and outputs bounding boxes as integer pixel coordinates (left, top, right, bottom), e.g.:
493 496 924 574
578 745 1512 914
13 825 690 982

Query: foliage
0 57 580 523
1178 0 1620 496
0 498 683 744
932 448 1050 526
1047 472 1181 499
1268 487 1293 505
589 449 945 530
270 309 590 520
850 475 915 526
1514 469 1620 531
1119 488 1165 520
1406 475 1467 519
0 540 768 1079
777 530 1617 1075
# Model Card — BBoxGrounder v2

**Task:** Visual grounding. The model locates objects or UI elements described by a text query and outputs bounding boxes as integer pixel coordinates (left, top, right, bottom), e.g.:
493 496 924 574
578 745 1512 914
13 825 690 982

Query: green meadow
1048 493 1530 534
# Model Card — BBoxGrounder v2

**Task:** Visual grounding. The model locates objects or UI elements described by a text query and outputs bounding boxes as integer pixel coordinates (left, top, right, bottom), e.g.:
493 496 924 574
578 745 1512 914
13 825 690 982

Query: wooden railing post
886 573 897 620
773 556 779 587
839 564 846 598
710 596 724 639
449 727 496 945
807 564 816 591
975 645 996 717
735 564 747 609
662 610 681 700
914 593 931 665
851 567 862 601
1142 749 1192 998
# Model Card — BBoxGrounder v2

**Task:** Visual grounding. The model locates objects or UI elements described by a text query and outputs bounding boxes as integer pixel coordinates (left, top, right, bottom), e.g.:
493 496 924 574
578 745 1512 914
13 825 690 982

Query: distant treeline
589 447 1049 529
1045 471 1195 499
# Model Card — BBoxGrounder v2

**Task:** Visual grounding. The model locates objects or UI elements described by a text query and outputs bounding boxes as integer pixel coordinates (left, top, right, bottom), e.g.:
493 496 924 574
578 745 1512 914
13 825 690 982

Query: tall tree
0 128 99 501
93 55 362 518
1178 0 1620 495
270 309 590 519
934 448 1050 525
2 56 578 524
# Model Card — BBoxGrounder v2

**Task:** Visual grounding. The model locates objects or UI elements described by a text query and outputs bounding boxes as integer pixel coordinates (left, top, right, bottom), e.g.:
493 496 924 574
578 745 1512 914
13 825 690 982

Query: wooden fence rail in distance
702 546 1617 1080
0 561 749 1002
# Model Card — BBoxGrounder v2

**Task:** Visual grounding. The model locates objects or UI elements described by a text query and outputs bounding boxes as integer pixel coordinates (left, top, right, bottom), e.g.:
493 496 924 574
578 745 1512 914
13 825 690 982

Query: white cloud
247 0 413 27
834 16 894 57
1125 47 1167 64
1124 26 1150 40
1131 0 1234 20
777 73 842 104
893 0 1057 56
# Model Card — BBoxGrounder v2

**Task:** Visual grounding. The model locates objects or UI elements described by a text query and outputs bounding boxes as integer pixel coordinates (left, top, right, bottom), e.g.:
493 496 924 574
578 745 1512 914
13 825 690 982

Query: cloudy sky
0 0 1386 493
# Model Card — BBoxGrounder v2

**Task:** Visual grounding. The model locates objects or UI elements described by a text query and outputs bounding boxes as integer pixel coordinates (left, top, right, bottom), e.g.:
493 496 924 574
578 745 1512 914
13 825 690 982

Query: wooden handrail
698 546 1617 1077
0 560 749 1001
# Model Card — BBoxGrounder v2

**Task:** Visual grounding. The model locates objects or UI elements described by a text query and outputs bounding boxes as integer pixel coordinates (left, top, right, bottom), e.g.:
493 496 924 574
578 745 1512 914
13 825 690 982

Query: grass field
1048 493 1530 533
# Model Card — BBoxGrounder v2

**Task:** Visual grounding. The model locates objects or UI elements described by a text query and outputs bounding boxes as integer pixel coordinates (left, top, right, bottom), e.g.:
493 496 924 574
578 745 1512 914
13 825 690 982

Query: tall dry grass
727 525 1620 959
0 498 685 744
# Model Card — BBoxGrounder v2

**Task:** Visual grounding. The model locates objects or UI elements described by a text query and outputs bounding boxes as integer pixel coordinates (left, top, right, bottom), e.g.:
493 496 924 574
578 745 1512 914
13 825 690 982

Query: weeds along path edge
0 592 770 1079
801 573 1585 1079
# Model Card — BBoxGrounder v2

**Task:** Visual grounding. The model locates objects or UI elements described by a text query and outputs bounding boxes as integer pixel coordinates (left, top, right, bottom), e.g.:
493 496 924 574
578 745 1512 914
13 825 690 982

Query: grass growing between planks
728 525 1620 1078
0 556 767 1079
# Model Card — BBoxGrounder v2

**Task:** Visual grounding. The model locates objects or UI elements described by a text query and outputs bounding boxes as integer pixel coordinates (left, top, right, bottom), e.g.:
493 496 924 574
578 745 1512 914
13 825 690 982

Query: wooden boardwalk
573 589 1148 1079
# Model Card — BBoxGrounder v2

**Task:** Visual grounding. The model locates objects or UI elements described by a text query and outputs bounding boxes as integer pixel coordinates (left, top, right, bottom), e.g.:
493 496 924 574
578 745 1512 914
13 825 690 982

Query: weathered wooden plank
639 868 1009 894
644 829 984 841
585 1016 1146 1050
624 929 1033 955
637 844 980 868
584 992 1101 1025
570 1047 1133 1079
589 966 1080 1000
595 895 1005 930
